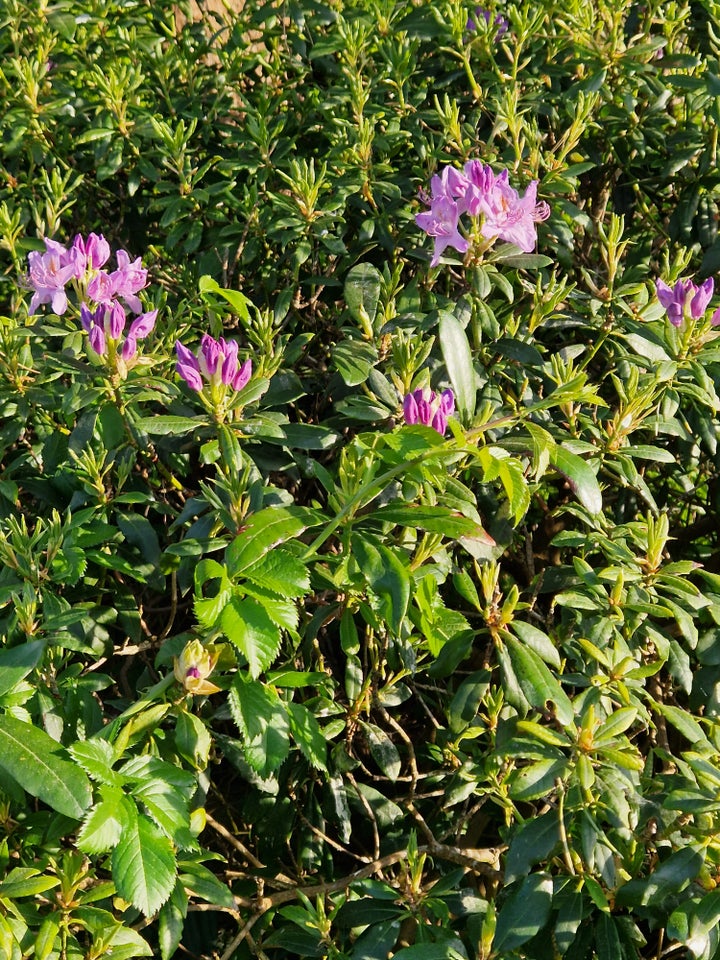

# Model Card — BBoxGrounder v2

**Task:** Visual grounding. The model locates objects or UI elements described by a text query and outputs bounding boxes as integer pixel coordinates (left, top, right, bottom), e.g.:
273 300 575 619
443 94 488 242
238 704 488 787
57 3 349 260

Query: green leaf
178 860 235 909
158 882 188 960
359 721 402 780
344 263 382 332
229 673 290 776
595 913 622 960
34 915 60 960
198 275 252 321
438 310 475 421
134 415 204 436
287 701 328 771
351 536 411 636
220 594 282 678
508 757 568 802
550 445 602 514
493 874 553 951
225 506 321 579
69 738 122 785
0 714 92 819
0 640 45 697
504 811 560 882
77 787 131 855
371 504 493 542
245 548 310 598
0 868 60 898
655 702 709 746
112 804 177 916
332 338 379 386
503 634 574 725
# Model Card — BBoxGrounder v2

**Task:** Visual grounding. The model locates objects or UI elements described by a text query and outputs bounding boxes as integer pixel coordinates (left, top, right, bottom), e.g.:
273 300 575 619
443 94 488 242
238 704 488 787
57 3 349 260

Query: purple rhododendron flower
111 250 147 313
415 193 469 267
27 233 157 367
175 341 204 391
121 309 158 361
656 277 715 327
176 334 252 393
480 177 550 252
27 239 76 315
415 161 550 264
403 388 455 435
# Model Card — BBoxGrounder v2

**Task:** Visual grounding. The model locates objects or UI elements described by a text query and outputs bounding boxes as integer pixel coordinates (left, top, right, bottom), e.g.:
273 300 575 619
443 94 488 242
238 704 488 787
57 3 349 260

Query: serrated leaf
245 548 310 598
220 594 282 678
77 787 131 855
0 714 92 819
69 739 122 785
229 673 290 776
287 701 328 771
112 805 176 916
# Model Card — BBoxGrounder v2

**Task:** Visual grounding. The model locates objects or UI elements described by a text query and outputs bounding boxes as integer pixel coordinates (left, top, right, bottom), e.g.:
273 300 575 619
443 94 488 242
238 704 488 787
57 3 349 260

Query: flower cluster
26 234 157 364
656 276 720 328
467 6 508 39
403 387 455 435
175 334 252 394
415 161 550 266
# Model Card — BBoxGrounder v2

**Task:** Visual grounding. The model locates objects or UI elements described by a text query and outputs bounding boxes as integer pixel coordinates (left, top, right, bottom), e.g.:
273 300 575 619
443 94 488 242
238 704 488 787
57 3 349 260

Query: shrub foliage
2 0 720 957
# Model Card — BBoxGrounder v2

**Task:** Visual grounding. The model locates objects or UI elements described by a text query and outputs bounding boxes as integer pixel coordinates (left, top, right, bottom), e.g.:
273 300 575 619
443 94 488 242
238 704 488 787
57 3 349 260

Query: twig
219 842 504 960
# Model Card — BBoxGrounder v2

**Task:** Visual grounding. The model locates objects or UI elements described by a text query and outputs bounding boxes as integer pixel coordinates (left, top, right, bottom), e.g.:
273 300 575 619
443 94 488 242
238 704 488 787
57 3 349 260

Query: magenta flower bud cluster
415 161 550 266
655 277 720 328
467 6 509 39
26 233 156 362
175 334 252 394
403 388 455 435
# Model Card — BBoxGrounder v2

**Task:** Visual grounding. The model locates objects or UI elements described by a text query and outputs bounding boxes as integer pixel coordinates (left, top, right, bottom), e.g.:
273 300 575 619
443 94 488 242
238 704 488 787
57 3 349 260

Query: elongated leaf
345 262 382 331
351 536 410 636
0 640 45 697
505 811 560 882
198 274 252 321
493 874 553 951
225 506 321 578
550 445 602 514
503 634 574 725
134 415 203 436
112 805 176 916
0 714 92 818
372 504 493 542
438 310 475 420
359 721 402 780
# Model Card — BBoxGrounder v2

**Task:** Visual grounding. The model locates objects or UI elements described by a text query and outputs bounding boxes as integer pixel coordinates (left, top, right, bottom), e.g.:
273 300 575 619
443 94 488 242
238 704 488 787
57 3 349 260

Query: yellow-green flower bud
174 639 220 695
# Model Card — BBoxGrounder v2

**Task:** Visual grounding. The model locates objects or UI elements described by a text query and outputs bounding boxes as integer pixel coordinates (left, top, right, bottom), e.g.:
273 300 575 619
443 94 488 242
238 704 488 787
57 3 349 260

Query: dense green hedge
3 1 720 957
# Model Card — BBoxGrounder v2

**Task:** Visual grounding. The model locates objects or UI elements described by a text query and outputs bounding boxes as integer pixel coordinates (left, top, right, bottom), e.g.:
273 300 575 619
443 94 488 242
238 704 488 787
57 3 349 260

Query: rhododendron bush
2 1 720 958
